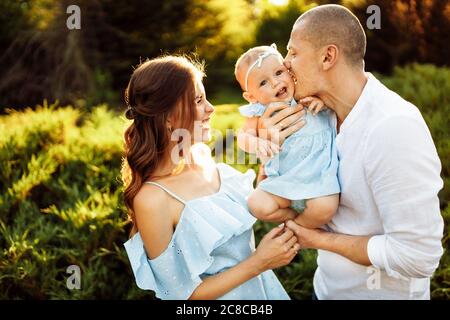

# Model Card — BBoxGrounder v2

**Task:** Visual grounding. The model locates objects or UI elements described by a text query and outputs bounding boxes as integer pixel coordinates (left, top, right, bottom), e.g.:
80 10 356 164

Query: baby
234 44 340 228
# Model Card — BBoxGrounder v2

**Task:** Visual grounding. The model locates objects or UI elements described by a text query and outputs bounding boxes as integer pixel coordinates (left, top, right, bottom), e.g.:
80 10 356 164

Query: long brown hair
122 55 204 236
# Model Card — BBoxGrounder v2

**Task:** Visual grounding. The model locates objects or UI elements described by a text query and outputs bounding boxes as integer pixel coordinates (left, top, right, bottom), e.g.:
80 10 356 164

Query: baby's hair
234 46 281 91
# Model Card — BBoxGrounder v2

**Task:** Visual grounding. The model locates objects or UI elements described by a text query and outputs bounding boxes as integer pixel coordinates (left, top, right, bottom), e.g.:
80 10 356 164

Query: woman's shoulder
133 183 179 259
134 182 170 214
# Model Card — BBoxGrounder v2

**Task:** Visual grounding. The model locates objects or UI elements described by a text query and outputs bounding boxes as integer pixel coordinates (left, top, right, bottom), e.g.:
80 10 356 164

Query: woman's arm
237 117 259 153
133 184 179 259
189 226 300 300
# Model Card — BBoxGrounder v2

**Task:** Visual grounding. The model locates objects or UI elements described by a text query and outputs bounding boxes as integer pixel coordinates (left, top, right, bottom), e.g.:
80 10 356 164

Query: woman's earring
167 126 172 133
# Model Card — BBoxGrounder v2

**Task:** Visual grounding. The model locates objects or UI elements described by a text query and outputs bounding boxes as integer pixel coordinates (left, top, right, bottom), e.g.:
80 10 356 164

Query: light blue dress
123 163 290 300
239 99 340 211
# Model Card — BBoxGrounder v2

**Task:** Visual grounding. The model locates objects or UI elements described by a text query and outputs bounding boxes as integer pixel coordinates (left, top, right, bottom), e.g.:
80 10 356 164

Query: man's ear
321 44 338 71
243 91 257 103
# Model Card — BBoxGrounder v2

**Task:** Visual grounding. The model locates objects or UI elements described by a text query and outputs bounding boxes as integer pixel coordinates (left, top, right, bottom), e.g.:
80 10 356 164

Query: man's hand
284 220 371 266
284 220 326 249
258 103 306 146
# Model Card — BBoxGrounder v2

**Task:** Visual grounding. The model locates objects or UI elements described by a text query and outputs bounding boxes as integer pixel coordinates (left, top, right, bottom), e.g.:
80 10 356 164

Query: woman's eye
196 96 203 104
276 70 283 76
260 80 267 87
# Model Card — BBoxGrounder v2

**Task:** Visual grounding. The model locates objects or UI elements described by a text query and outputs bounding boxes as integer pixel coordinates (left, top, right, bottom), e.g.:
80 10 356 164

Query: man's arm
362 116 444 278
285 221 371 265
288 115 444 276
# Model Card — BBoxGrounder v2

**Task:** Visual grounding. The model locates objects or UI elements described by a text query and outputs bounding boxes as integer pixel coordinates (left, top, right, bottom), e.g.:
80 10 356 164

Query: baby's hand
298 96 325 115
256 138 280 164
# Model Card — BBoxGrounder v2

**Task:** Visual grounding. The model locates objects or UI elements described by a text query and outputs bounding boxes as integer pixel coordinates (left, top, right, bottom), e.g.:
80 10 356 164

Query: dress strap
144 181 186 205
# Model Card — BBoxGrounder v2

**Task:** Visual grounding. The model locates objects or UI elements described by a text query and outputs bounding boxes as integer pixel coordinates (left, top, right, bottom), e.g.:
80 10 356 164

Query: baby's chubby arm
237 117 281 162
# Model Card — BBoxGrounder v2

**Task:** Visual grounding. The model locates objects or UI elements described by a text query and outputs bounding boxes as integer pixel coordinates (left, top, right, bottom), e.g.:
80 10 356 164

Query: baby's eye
276 69 283 76
259 80 267 87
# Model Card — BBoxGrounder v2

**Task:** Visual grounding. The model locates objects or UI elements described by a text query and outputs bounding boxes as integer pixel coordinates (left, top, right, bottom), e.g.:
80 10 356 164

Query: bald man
278 5 444 299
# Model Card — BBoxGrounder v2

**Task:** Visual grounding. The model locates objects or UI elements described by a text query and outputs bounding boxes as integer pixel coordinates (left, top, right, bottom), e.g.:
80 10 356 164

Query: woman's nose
206 100 214 113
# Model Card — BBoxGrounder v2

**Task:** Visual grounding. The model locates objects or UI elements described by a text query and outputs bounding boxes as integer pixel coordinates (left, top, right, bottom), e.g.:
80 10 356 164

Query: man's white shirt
314 73 444 300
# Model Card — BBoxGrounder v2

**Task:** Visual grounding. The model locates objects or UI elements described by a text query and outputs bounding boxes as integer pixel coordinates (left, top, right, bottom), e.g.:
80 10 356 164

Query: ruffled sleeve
123 230 209 300
216 163 256 205
123 165 257 300
238 103 266 117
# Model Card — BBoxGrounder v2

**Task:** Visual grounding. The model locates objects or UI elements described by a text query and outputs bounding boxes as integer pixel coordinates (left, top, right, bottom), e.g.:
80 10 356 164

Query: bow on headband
244 43 283 91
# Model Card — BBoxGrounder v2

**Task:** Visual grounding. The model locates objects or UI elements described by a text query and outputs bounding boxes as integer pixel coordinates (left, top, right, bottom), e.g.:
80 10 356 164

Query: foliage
2 0 449 111
349 0 450 73
0 64 449 299
0 101 151 299
253 0 315 56
0 0 255 110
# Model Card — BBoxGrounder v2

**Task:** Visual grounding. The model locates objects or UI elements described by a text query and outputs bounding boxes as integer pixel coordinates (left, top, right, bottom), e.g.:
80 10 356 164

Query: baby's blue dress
239 99 340 211
123 163 290 300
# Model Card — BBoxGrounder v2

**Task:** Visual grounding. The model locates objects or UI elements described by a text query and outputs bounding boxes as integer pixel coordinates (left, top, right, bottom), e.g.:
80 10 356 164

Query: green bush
0 101 151 299
0 64 449 299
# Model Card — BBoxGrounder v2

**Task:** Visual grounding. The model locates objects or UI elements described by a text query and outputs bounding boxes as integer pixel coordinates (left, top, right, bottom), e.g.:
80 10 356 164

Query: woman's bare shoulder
133 183 175 259
133 182 168 214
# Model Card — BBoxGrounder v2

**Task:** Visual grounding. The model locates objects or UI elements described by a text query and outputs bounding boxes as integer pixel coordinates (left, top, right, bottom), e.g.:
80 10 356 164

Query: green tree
0 0 257 110
348 0 450 73
254 0 315 56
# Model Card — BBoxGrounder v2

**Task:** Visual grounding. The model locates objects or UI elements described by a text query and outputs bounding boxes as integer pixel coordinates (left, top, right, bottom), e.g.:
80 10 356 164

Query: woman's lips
201 118 210 128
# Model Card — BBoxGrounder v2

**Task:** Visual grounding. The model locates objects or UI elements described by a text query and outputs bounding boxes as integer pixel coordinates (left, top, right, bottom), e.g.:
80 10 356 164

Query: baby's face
246 55 295 105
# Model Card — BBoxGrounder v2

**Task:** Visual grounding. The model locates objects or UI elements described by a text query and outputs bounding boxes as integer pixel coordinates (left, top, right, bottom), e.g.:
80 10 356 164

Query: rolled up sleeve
364 114 444 279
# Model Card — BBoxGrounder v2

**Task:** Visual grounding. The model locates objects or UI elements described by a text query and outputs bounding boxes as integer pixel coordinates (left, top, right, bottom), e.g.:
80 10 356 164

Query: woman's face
193 78 214 143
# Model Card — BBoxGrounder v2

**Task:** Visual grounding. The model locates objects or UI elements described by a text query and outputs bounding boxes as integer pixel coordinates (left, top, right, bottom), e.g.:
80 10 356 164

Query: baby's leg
294 194 339 228
248 188 297 222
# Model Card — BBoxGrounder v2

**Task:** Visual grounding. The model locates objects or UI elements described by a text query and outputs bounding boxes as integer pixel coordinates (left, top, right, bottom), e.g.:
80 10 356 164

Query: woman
122 55 304 300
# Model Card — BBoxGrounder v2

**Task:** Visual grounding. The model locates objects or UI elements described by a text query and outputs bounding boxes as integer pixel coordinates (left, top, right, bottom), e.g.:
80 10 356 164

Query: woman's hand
252 226 300 273
257 103 306 146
